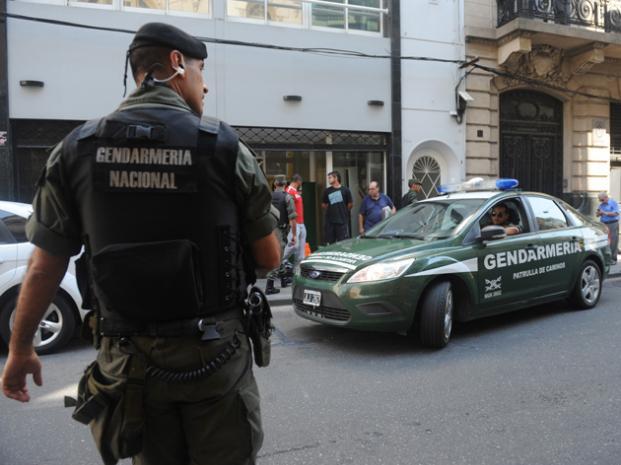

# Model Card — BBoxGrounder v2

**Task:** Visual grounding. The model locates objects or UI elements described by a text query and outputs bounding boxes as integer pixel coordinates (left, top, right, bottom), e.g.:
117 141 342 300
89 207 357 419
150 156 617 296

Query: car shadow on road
279 300 575 357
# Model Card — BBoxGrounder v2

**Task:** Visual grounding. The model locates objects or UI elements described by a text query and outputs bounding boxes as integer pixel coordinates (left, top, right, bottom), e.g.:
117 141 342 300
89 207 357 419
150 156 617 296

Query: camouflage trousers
89 318 262 465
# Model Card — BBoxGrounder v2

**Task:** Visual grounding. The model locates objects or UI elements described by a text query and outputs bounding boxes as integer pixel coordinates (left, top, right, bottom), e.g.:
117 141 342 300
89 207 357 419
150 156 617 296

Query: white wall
400 0 466 191
7 1 391 132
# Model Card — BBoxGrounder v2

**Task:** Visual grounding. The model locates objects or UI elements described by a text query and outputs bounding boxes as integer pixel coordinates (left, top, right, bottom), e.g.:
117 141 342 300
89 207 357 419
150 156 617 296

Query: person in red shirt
283 174 306 273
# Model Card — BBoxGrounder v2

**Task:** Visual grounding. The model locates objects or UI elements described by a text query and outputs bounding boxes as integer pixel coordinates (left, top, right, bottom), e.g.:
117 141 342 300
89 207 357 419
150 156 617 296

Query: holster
66 347 146 465
244 287 273 367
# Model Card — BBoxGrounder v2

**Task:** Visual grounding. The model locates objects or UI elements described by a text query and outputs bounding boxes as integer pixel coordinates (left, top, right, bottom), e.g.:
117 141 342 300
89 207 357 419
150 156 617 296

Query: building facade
465 0 621 212
400 0 466 199
0 0 468 244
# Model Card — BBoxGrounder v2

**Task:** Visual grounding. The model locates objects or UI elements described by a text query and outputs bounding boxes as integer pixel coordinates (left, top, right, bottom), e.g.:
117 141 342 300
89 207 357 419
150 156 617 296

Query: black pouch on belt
91 239 204 322
66 356 145 465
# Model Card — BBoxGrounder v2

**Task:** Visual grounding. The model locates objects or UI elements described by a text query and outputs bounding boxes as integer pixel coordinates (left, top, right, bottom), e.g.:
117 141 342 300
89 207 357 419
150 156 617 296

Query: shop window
412 156 441 198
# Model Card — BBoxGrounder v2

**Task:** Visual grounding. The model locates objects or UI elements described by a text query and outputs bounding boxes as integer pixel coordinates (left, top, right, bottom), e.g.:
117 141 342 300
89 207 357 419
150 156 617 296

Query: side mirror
480 225 506 241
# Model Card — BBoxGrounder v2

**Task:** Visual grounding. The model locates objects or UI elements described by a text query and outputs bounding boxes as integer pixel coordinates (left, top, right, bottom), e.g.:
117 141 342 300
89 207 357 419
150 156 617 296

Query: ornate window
412 156 441 198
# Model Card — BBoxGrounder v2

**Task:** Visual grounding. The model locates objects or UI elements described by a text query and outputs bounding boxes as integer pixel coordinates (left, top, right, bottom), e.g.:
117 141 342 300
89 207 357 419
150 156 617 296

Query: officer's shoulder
199 115 221 134
75 117 103 141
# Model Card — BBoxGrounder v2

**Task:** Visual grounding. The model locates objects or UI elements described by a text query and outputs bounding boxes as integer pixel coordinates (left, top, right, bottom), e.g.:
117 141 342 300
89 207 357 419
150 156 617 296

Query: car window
557 200 585 226
366 199 485 240
527 196 568 231
0 210 28 243
479 198 529 234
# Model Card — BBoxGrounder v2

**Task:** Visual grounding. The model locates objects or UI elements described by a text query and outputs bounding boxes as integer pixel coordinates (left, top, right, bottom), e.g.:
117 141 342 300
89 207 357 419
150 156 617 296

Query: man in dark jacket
266 175 297 294
401 179 424 208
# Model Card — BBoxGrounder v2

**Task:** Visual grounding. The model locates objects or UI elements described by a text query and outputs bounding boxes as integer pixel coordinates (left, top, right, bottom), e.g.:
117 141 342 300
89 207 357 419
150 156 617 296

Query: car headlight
347 258 415 283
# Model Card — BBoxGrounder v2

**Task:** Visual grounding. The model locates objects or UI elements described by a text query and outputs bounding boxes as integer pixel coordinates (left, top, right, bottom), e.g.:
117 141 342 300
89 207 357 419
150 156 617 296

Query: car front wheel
0 293 76 355
419 281 453 349
570 259 602 310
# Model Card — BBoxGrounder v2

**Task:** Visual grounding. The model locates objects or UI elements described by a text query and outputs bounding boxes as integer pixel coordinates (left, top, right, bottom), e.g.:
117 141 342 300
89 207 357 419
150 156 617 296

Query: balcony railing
497 0 621 33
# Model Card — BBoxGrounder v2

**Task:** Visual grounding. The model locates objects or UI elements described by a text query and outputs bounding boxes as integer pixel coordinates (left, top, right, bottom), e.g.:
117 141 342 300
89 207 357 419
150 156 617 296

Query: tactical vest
64 105 247 323
271 190 288 229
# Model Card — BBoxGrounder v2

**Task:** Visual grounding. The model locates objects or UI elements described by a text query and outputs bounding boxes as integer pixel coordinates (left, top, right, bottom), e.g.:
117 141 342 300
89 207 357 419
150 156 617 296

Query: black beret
408 178 422 187
129 22 207 59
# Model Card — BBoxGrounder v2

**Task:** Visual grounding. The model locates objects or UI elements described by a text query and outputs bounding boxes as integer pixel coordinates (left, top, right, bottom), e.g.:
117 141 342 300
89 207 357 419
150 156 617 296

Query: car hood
301 237 429 271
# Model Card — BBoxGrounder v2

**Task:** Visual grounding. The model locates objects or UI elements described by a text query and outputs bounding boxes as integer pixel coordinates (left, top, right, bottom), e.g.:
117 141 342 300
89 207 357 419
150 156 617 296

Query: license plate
303 289 321 307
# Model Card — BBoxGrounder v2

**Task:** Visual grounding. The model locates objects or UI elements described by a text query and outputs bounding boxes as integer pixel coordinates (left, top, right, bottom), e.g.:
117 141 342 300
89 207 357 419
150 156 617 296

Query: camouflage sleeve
235 141 278 242
25 141 83 256
286 194 298 220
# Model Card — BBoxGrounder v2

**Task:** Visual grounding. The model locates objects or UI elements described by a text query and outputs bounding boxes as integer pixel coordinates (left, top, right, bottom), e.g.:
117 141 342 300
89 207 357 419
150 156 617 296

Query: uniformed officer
400 179 424 209
1 22 280 465
265 175 297 295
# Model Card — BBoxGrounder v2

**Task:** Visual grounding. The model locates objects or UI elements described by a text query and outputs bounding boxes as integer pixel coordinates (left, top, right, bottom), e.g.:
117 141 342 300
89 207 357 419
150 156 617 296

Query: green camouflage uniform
26 85 277 465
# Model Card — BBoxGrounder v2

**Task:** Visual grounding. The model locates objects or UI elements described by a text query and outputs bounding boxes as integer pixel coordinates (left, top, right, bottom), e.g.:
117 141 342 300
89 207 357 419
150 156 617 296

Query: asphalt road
2 279 621 465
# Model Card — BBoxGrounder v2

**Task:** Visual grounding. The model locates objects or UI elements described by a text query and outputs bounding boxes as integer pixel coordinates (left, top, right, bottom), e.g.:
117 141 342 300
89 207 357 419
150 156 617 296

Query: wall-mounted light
283 95 302 102
20 80 44 88
451 90 473 124
367 100 384 107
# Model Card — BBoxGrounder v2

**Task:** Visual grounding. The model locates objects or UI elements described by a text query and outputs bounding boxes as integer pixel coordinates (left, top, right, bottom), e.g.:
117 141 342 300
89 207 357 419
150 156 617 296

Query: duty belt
99 308 243 340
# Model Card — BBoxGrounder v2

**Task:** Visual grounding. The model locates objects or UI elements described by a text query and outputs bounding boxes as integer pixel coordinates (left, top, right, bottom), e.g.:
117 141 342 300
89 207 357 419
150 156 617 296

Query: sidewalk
258 255 621 307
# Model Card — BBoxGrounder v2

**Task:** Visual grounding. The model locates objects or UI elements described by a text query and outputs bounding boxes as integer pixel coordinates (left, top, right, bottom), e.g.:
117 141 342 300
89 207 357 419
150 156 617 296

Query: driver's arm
505 224 522 236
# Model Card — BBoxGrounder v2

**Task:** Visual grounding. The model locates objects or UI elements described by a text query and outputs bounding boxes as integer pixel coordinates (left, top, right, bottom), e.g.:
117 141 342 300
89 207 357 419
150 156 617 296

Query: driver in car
490 202 522 236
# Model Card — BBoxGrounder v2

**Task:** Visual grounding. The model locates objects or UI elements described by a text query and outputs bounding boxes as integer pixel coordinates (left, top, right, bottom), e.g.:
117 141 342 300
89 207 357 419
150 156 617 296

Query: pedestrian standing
1 22 280 465
358 180 396 235
400 179 424 208
596 191 619 264
265 175 297 295
283 174 307 270
322 170 353 244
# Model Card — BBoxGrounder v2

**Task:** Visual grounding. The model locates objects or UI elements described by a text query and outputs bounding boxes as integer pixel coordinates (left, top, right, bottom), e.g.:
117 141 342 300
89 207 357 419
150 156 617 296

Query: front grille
300 266 346 282
294 299 351 322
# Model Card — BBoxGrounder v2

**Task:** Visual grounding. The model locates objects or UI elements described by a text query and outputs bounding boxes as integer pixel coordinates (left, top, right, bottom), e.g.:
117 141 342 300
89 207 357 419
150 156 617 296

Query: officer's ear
168 50 186 76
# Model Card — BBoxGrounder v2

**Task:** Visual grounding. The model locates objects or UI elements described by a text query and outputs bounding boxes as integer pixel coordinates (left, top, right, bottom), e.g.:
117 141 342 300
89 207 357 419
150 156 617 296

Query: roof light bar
438 178 519 194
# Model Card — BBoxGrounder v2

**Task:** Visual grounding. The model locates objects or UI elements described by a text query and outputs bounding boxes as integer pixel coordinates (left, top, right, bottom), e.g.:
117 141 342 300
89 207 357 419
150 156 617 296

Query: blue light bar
437 177 519 194
495 178 519 190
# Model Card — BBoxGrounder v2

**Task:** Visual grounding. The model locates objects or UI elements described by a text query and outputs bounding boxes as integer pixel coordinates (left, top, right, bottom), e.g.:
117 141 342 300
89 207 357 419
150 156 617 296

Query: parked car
294 179 611 349
0 201 87 354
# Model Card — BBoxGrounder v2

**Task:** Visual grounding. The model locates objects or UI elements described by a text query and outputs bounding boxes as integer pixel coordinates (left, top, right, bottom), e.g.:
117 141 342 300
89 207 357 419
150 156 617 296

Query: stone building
465 0 621 211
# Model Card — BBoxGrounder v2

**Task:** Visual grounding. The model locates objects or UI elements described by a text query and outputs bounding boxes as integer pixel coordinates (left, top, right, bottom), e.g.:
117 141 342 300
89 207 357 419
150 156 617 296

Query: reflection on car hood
302 237 426 270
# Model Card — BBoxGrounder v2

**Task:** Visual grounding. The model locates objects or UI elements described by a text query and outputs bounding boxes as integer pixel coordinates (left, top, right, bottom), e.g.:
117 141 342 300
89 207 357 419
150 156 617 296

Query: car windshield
364 199 485 240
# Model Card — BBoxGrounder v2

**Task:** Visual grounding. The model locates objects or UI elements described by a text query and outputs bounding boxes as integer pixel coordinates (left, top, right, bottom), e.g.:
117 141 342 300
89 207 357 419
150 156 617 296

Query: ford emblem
309 270 321 279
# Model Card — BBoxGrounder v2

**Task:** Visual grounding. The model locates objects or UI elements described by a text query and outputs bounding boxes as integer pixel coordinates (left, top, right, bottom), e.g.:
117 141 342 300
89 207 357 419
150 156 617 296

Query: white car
0 201 88 354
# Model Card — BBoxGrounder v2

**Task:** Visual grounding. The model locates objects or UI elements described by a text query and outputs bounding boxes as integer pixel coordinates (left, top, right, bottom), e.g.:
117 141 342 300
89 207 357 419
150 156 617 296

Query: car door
523 195 581 296
473 196 542 314
0 211 18 290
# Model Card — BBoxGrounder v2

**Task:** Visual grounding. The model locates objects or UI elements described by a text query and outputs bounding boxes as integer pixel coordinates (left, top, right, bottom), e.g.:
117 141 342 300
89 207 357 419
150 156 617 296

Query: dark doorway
500 90 563 197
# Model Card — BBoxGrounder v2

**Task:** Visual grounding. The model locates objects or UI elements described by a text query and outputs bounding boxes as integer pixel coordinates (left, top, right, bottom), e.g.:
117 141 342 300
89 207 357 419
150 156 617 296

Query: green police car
293 179 612 348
